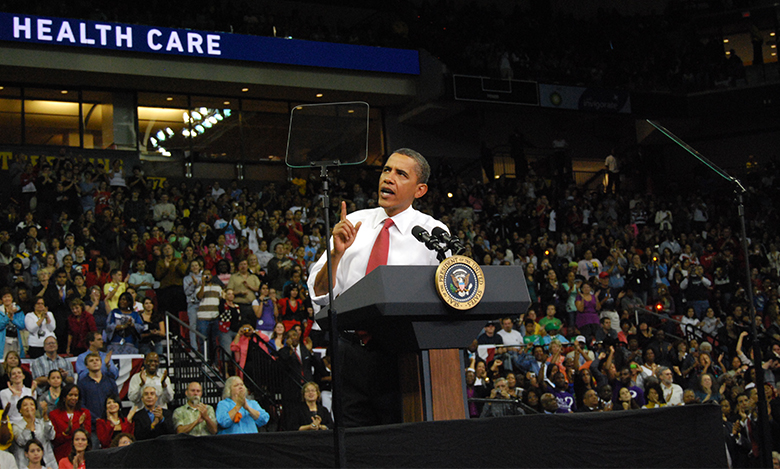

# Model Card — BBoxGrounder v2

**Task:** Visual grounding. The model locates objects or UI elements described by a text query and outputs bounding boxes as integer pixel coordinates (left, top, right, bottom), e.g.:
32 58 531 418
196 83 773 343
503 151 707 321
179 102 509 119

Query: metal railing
164 311 209 363
467 397 538 415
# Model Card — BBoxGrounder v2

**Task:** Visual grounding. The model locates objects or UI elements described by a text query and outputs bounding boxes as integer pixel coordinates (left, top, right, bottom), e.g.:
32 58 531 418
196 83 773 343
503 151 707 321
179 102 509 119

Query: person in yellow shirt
103 269 128 312
0 402 13 451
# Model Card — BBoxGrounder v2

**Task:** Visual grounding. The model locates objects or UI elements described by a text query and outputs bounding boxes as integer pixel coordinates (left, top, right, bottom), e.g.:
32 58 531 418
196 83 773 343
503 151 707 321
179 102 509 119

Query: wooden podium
316 265 530 422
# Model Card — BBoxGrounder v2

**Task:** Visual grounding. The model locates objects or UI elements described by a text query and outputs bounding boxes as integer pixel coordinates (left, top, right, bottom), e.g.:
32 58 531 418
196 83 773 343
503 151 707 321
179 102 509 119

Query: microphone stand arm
646 120 770 468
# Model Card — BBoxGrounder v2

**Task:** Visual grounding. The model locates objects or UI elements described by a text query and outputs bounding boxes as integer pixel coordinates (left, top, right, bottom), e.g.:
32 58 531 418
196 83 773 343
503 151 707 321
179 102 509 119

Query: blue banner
0 12 420 75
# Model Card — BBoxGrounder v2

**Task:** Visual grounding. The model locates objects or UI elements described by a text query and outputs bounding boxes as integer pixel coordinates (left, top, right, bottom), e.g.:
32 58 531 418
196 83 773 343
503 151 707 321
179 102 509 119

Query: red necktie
366 219 394 275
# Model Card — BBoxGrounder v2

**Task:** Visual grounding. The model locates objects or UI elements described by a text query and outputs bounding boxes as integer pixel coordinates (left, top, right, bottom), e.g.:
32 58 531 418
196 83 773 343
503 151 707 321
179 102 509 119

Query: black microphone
431 227 466 255
412 226 442 252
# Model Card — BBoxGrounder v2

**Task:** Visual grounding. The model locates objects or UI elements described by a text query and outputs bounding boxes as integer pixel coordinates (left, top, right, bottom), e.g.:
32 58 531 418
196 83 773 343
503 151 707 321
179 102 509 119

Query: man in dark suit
133 386 175 441
41 268 75 353
278 329 314 403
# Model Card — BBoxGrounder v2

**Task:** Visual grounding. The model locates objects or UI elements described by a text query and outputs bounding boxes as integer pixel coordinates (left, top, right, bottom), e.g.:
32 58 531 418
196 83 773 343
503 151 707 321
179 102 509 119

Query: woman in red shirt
49 384 91 462
96 394 136 449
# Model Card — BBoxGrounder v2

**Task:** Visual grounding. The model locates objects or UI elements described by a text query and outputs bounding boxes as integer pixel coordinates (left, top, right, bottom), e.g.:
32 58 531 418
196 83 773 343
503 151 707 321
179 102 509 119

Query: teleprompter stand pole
647 120 772 468
311 160 346 469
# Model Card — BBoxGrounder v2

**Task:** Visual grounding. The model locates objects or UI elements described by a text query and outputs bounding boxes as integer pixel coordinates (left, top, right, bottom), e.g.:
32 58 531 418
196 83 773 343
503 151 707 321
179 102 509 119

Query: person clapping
215 376 269 434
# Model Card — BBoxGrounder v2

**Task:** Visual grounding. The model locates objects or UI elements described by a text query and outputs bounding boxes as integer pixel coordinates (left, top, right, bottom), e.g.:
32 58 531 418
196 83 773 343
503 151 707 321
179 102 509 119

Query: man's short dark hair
392 148 430 184
87 331 101 343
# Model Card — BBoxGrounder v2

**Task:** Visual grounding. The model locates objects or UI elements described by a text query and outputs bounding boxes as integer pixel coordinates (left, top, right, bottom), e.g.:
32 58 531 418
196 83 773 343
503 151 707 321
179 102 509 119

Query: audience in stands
0 138 776 464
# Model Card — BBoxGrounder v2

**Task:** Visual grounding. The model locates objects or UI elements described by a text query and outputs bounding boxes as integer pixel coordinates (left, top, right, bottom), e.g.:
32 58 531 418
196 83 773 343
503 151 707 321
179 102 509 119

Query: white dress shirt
307 206 448 305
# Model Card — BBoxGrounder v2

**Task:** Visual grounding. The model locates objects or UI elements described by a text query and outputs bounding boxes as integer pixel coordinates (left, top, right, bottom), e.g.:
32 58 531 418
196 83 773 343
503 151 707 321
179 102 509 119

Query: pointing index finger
340 201 347 222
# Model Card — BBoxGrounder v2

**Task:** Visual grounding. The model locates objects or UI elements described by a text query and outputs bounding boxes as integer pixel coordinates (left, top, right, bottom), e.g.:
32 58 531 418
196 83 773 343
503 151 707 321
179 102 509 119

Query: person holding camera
479 377 516 418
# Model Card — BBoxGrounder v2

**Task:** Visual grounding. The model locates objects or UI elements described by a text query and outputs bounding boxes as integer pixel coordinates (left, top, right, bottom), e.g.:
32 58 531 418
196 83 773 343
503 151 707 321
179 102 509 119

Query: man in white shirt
657 366 683 406
127 352 174 409
306 149 448 427
496 317 523 346
308 149 448 303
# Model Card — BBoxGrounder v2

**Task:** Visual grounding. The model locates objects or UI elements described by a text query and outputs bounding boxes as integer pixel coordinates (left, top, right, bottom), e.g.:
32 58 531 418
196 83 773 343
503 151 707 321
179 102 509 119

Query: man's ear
414 183 428 199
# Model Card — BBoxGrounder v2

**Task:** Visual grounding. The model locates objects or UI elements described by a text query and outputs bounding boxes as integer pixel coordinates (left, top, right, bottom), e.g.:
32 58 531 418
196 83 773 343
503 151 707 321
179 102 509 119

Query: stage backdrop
88 404 726 468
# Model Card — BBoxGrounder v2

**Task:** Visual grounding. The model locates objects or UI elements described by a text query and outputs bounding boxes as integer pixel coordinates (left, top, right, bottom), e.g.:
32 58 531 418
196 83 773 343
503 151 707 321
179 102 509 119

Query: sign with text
0 12 420 75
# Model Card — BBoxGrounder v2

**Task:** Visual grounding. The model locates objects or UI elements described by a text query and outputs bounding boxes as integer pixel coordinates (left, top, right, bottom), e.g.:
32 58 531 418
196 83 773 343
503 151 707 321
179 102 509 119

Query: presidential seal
435 255 486 310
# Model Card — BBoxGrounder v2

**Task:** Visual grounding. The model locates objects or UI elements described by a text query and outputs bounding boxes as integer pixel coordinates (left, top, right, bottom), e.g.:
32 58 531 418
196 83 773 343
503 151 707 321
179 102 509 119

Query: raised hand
331 201 362 257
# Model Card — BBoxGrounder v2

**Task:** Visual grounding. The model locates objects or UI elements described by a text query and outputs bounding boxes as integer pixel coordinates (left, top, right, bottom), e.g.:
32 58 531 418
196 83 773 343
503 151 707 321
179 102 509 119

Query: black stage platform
87 404 726 468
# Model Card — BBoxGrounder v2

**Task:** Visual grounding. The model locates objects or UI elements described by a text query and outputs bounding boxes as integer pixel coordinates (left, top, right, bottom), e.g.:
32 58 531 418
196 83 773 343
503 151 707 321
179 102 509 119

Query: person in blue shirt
105 292 144 354
216 376 269 434
0 288 27 358
75 332 118 382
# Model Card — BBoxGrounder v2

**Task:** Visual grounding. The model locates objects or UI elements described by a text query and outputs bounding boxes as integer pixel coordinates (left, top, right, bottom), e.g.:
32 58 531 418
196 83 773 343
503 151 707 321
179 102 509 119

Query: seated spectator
49 384 91 462
172 382 217 436
127 352 173 410
576 389 603 412
96 395 136 449
57 427 90 469
216 376 270 435
1 367 35 424
550 371 575 413
476 321 502 345
12 397 56 469
77 353 118 429
643 385 666 409
105 292 143 354
25 298 56 358
540 393 560 414
65 299 96 357
31 337 74 389
479 377 517 418
0 287 26 358
132 386 174 441
75 332 117 382
540 323 568 346
613 387 641 411
496 317 522 346
284 381 332 431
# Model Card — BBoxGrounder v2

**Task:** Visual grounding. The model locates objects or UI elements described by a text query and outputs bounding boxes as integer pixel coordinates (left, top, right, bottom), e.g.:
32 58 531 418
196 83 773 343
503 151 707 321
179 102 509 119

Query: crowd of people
0 144 777 465
4 0 770 93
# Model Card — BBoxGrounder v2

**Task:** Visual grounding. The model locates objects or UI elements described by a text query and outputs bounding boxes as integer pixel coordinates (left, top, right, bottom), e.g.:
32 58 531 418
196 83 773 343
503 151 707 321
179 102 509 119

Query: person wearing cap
540 323 569 346
477 321 503 345
567 335 595 367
